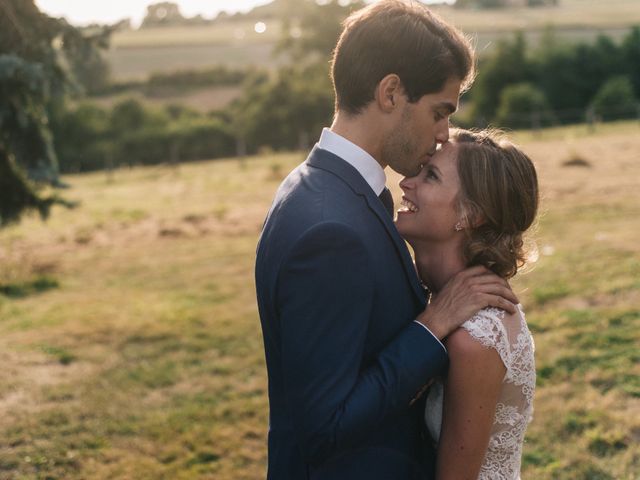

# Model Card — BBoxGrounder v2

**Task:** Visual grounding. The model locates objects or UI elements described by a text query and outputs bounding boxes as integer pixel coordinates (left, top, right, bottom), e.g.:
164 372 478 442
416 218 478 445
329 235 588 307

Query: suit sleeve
276 221 448 465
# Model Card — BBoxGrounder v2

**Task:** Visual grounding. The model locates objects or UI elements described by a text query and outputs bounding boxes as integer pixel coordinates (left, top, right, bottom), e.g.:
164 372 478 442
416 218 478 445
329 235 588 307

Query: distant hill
108 0 640 80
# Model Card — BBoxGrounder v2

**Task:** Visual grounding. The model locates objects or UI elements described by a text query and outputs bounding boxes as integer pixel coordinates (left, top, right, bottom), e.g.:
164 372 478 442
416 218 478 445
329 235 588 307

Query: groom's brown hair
331 0 475 115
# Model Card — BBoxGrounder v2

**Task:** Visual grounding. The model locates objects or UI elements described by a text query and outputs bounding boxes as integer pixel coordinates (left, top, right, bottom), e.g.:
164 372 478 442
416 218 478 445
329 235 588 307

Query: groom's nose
435 122 450 144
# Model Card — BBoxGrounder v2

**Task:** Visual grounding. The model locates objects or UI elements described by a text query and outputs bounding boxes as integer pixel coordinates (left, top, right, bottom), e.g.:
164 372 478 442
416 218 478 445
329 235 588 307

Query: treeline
50 101 235 173
54 64 333 173
466 27 640 128
139 0 296 28
53 26 640 173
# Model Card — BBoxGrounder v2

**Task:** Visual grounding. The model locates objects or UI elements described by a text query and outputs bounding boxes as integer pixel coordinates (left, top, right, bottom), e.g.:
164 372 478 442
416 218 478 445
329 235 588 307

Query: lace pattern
424 305 536 480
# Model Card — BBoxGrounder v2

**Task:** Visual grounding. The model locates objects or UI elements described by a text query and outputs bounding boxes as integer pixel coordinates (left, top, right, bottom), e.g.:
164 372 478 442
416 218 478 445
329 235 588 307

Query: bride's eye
425 168 438 181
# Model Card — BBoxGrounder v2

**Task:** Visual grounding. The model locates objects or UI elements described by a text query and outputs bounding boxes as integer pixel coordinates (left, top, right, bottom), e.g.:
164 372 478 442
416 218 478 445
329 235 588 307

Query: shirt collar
317 128 386 196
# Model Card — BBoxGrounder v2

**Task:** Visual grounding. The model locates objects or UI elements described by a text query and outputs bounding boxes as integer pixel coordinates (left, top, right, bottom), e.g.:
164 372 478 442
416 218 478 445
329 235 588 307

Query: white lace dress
424 305 536 480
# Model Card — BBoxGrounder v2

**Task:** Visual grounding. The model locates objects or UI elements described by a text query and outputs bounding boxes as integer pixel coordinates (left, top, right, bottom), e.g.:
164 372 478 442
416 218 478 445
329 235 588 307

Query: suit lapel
307 146 426 306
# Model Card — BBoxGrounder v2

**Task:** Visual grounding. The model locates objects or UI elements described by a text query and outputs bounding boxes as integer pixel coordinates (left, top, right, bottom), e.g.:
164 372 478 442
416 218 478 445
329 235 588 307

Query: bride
396 128 538 480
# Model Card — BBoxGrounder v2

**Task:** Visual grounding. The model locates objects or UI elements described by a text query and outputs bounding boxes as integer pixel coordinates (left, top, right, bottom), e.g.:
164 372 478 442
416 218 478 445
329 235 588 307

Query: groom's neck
331 111 386 168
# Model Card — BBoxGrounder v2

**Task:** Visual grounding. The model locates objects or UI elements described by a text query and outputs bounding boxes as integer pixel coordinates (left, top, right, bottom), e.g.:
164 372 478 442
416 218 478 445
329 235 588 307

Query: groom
255 1 517 479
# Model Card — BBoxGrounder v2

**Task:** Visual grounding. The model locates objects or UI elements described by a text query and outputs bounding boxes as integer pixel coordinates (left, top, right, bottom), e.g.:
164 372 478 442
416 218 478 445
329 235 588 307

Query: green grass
0 275 59 299
0 123 638 478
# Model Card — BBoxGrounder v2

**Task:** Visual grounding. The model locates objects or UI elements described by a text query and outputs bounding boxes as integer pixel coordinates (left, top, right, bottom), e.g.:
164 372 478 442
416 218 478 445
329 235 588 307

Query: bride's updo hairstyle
451 129 539 279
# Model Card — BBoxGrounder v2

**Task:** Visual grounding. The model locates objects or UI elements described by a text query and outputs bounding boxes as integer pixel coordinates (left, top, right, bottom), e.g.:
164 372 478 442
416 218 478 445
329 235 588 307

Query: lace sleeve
460 307 512 373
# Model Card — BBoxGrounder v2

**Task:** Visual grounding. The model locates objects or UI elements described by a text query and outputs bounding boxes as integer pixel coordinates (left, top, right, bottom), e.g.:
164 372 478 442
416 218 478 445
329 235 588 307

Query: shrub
495 82 554 129
590 76 638 121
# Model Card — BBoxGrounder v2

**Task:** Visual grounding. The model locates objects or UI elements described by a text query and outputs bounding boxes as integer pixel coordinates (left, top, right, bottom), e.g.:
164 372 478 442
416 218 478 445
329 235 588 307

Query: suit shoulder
289 221 365 253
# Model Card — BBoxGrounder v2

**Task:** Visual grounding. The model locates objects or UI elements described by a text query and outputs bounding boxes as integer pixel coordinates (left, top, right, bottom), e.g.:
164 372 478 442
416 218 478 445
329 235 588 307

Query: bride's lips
397 196 419 214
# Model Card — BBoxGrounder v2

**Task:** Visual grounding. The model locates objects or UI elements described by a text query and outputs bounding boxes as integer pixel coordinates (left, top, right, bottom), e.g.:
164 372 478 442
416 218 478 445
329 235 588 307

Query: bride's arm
435 327 506 480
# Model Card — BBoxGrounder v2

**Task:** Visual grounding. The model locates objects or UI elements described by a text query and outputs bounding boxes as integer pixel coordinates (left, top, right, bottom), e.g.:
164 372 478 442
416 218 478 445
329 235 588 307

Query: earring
454 222 463 231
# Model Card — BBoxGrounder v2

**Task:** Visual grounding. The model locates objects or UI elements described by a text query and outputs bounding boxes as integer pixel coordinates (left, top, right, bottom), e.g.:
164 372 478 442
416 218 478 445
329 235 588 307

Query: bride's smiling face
395 142 462 245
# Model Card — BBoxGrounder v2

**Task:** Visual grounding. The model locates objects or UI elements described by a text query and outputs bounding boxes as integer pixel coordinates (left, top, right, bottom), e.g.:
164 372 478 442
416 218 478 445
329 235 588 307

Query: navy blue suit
255 146 448 479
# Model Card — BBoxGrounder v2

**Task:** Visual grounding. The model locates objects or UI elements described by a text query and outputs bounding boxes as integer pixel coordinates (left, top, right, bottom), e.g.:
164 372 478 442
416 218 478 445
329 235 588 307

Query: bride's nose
399 176 415 191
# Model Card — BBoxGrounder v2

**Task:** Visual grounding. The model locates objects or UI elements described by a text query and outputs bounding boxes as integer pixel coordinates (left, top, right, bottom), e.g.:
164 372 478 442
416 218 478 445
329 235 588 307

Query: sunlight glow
35 0 456 27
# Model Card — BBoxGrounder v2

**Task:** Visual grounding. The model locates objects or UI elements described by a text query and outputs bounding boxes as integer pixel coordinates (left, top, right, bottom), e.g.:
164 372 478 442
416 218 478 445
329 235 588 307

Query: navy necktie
378 187 394 218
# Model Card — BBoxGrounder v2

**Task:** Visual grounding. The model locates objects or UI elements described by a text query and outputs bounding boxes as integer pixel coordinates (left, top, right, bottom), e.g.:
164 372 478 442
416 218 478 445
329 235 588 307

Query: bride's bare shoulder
445 326 499 360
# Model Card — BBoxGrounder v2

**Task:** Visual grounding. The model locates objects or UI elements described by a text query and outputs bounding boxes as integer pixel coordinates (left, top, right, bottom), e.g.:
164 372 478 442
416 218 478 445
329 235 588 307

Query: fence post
298 131 309 152
105 151 114 183
236 136 247 169
531 111 541 137
586 107 596 133
169 139 180 171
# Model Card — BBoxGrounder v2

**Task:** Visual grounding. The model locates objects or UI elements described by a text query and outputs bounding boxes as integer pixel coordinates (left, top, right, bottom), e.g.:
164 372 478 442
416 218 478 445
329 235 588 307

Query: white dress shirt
318 128 386 195
316 128 446 354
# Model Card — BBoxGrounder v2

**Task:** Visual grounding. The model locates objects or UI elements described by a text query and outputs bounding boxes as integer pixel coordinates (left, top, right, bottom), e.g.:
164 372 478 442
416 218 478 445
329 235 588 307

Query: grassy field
106 19 282 80
105 43 281 81
435 0 640 32
0 121 639 479
105 0 640 80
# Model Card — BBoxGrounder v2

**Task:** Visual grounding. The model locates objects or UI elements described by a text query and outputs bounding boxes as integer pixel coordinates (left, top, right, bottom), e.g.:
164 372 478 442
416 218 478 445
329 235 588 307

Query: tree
276 0 365 62
0 0 108 225
60 23 113 95
471 33 533 123
621 27 640 98
495 83 554 128
590 76 638 121
532 28 633 121
141 2 186 28
231 65 333 153
50 102 111 173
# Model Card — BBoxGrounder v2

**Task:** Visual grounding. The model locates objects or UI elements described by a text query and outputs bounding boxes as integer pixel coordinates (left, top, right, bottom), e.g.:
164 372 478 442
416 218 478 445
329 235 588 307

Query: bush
146 66 248 93
170 117 236 162
590 76 638 121
52 103 111 173
53 99 236 172
495 83 554 129
470 33 532 123
232 65 333 153
114 117 235 167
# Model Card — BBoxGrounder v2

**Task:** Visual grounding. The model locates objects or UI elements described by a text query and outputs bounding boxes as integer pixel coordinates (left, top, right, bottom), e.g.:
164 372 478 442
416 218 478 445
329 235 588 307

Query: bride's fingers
471 284 519 305
468 273 509 287
483 294 517 314
468 277 519 304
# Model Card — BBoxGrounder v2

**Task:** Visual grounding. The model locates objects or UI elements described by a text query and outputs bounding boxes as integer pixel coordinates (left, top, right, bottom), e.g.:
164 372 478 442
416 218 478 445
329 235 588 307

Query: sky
35 0 276 27
35 0 451 28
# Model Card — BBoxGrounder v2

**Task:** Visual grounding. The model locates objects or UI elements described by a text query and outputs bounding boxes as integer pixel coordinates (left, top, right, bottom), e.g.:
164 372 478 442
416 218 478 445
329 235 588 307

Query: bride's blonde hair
451 128 539 279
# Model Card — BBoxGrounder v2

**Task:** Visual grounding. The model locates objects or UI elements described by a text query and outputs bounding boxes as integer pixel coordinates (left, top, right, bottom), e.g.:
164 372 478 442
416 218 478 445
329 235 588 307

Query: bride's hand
416 265 518 340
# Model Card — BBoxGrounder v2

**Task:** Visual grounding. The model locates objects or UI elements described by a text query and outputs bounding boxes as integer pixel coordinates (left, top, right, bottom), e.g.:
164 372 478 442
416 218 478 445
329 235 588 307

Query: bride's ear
468 212 486 229
457 205 485 231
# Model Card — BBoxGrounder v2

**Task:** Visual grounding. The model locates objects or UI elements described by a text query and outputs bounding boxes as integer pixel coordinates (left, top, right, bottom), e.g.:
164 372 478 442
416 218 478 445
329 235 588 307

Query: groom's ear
376 74 404 113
